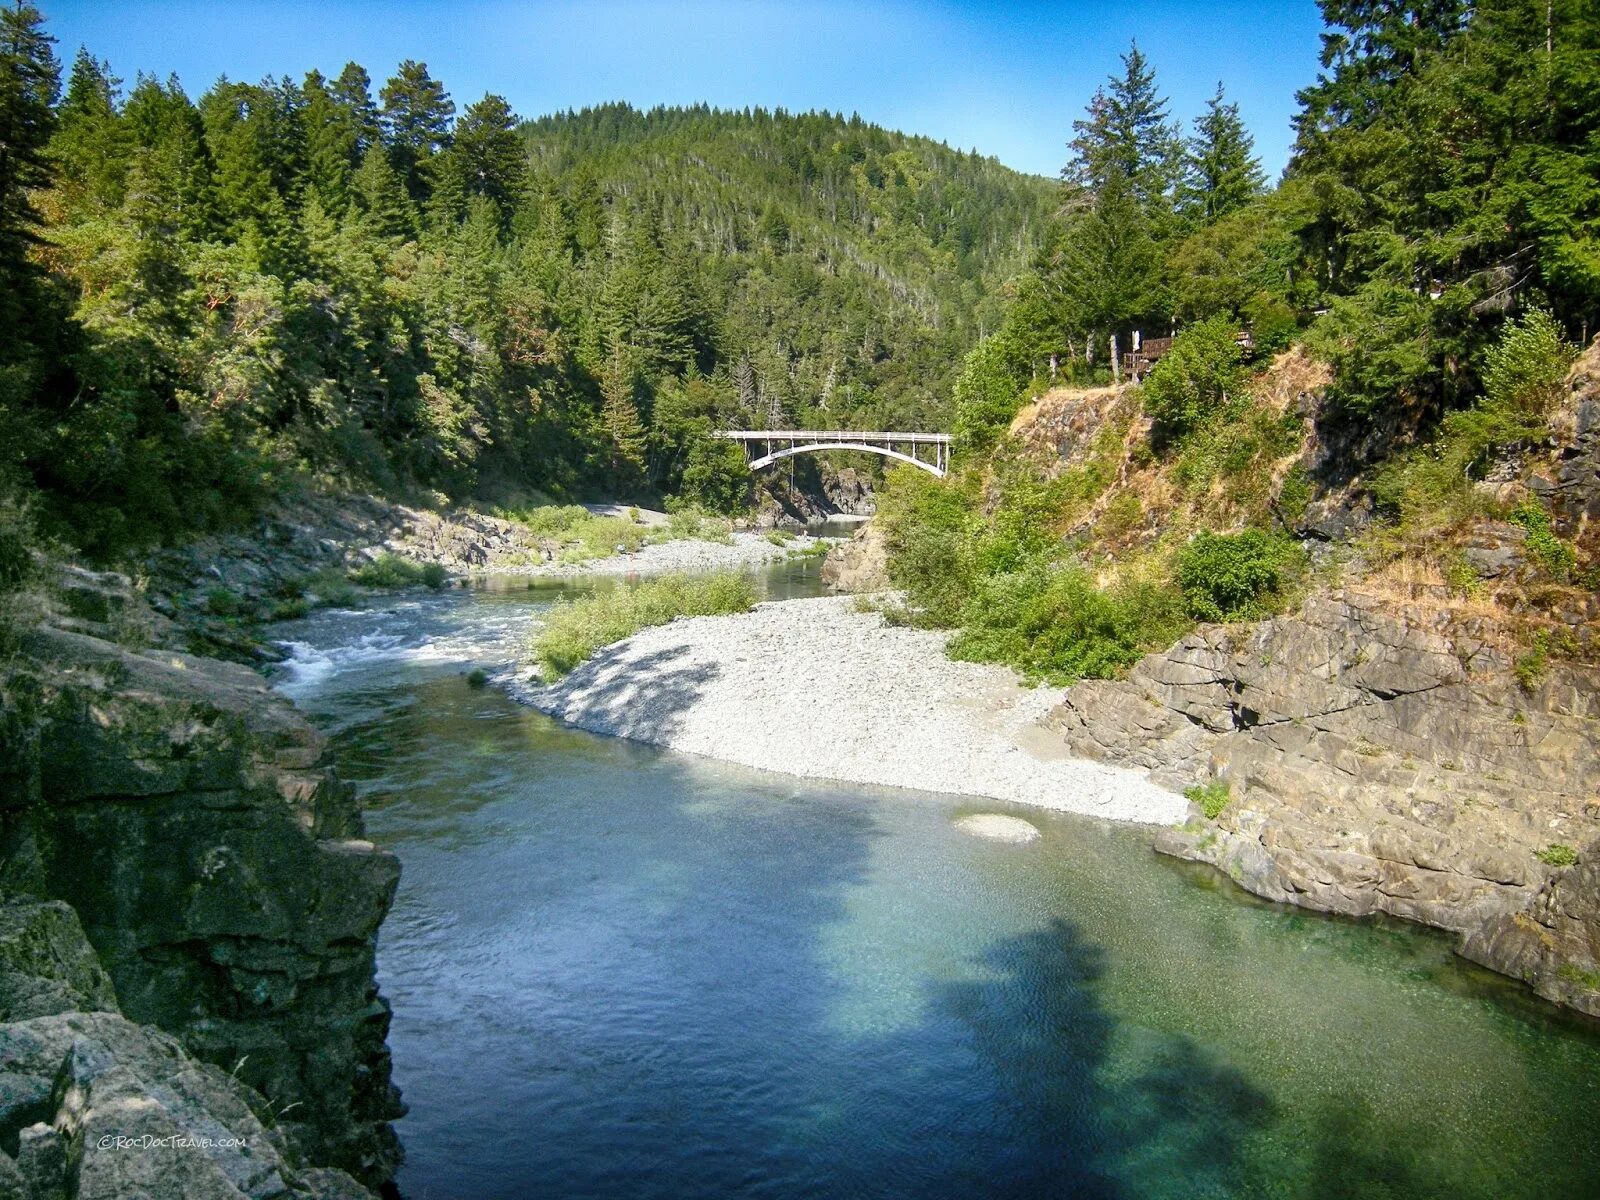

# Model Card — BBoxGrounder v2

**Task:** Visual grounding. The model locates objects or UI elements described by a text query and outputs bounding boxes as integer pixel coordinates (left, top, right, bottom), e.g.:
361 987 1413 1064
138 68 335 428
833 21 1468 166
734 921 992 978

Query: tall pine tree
1184 84 1265 223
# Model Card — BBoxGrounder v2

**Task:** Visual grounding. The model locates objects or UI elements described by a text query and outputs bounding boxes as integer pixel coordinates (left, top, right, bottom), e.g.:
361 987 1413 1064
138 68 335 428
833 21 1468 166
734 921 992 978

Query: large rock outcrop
0 579 402 1187
821 522 890 593
0 899 376 1199
1049 590 1600 1015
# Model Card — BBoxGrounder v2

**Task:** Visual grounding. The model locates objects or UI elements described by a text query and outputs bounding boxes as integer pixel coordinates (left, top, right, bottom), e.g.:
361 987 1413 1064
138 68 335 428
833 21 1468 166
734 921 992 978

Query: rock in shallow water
954 814 1042 843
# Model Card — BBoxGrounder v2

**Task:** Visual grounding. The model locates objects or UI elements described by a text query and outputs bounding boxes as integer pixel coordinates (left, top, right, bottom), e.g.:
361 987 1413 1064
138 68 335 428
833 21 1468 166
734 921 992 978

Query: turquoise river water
271 561 1600 1200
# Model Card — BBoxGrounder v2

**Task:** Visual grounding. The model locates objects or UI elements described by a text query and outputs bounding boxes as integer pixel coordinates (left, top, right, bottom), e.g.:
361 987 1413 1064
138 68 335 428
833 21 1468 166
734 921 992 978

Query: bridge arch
747 442 946 477
718 429 951 478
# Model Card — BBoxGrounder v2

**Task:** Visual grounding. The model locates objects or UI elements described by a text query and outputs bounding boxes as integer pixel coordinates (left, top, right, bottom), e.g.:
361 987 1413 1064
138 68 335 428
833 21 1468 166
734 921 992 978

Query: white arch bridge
716 429 952 477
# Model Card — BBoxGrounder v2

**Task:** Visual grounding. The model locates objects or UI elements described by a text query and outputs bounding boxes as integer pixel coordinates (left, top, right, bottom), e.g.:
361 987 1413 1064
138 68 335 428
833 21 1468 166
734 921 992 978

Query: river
271 561 1600 1200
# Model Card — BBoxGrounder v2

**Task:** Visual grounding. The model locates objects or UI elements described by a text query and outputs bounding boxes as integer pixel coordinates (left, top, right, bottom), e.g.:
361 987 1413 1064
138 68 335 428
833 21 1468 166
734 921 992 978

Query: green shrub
1185 779 1231 820
1306 281 1432 415
1514 632 1551 691
677 435 753 514
466 667 489 689
1369 310 1577 542
1140 316 1245 443
1176 529 1303 622
421 562 449 590
875 466 980 626
0 494 37 595
948 565 1188 684
1508 500 1575 581
530 570 758 678
1481 308 1574 415
206 587 244 617
305 568 358 608
1534 844 1578 868
348 552 428 589
269 597 311 621
666 508 734 544
765 529 795 545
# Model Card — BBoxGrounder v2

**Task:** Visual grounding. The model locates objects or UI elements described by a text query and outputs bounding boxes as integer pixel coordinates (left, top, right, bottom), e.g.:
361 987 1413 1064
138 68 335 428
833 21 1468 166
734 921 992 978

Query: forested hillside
880 0 1600 684
0 4 1052 560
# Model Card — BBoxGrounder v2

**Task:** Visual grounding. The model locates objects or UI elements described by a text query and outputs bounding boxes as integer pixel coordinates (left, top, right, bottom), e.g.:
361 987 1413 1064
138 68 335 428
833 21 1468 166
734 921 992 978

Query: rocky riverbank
0 570 401 1195
1050 589 1600 1018
516 596 1186 825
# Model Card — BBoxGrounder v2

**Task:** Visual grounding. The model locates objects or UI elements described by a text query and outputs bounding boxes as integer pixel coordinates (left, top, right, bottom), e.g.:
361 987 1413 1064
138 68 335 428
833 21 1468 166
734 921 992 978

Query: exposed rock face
757 460 875 526
0 580 402 1188
0 900 377 1199
821 522 890 593
1049 590 1600 1014
1530 337 1600 537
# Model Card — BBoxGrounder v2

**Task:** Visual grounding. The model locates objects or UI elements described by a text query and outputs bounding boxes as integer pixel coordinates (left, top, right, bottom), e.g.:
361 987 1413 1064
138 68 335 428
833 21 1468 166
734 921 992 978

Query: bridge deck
717 429 951 444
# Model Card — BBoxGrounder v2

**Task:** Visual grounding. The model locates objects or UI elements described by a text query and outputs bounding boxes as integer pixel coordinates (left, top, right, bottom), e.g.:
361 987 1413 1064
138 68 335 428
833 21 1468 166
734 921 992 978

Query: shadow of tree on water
806 918 1277 1200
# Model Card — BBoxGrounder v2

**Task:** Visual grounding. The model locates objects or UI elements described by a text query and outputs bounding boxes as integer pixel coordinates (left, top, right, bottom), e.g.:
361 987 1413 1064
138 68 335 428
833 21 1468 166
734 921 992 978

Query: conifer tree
331 62 381 155
380 60 453 202
1184 84 1266 223
1066 41 1182 217
52 48 129 213
432 93 526 228
350 142 413 240
301 68 359 210
600 343 648 483
0 2 59 272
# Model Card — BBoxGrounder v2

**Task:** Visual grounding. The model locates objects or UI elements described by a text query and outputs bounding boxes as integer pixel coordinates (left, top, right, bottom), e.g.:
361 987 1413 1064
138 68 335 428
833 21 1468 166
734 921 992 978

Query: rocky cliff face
0 577 402 1190
1050 590 1600 1016
820 522 890 594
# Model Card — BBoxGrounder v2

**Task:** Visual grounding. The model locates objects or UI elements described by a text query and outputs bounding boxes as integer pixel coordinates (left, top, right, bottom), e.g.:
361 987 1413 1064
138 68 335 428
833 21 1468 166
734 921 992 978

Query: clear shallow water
272 566 1600 1200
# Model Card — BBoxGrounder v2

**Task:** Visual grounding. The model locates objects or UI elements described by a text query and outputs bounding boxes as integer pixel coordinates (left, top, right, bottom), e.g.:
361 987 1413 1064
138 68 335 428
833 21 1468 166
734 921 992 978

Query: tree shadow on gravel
538 643 722 744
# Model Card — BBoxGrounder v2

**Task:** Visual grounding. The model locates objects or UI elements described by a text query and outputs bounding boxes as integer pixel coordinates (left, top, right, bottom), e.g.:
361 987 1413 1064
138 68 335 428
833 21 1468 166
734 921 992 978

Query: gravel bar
499 531 825 578
516 595 1187 825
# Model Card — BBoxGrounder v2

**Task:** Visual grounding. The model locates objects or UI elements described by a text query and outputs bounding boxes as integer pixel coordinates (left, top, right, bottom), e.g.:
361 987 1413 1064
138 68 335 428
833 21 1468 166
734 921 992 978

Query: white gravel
516 595 1186 825
516 532 826 578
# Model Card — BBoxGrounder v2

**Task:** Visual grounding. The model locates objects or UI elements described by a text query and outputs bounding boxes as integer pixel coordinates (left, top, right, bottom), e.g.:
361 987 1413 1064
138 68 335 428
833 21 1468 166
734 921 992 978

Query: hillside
0 19 1054 562
519 104 1056 430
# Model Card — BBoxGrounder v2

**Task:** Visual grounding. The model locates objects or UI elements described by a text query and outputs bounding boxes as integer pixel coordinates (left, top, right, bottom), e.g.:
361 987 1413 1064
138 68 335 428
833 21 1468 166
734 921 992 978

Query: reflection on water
270 573 1600 1200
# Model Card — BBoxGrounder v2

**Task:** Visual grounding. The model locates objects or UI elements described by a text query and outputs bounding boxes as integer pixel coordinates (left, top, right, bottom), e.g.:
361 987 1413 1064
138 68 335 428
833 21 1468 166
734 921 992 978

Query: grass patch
529 570 758 678
1534 843 1579 868
1556 963 1600 991
1185 779 1232 820
304 568 358 607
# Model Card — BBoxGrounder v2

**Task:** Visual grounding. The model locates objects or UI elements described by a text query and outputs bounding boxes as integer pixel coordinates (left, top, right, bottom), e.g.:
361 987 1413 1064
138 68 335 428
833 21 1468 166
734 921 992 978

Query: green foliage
1140 316 1245 442
530 570 757 677
1481 309 1575 415
1176 529 1303 622
347 552 444 589
1556 963 1600 991
1185 779 1231 820
874 466 980 626
664 508 733 544
1514 631 1553 691
304 568 358 608
205 587 244 617
1534 844 1579 868
948 564 1188 684
1508 501 1575 581
1370 312 1579 543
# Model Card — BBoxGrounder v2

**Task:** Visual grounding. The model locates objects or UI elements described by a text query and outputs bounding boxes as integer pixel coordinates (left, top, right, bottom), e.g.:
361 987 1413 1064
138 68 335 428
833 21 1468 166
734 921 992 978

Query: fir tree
380 60 453 203
1066 41 1182 217
600 343 648 483
1184 84 1266 223
432 93 526 228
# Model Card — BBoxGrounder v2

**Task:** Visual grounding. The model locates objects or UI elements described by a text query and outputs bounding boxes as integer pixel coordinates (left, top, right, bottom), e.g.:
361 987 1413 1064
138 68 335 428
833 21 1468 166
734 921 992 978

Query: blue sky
41 1 1326 180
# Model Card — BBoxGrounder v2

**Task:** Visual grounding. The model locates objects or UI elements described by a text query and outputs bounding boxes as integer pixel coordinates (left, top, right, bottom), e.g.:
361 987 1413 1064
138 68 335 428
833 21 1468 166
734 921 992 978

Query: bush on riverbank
530 571 759 678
